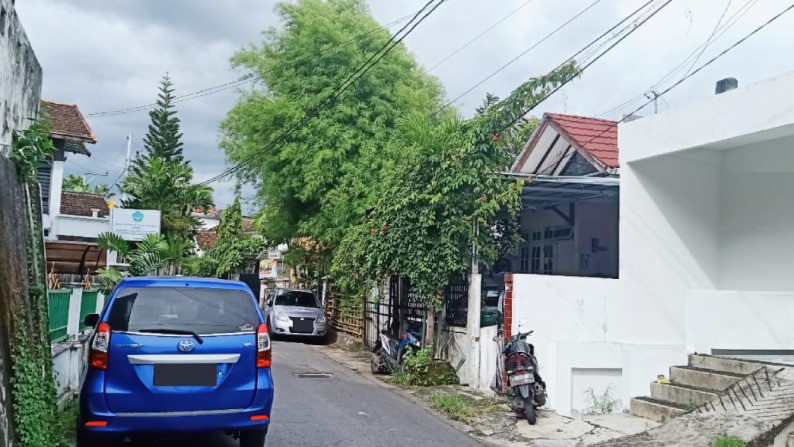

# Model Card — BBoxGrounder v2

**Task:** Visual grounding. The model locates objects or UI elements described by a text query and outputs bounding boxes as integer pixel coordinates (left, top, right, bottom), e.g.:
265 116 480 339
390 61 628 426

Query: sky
14 0 794 213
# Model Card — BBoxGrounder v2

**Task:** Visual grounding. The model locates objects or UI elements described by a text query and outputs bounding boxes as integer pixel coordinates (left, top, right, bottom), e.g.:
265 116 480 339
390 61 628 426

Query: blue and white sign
111 208 161 241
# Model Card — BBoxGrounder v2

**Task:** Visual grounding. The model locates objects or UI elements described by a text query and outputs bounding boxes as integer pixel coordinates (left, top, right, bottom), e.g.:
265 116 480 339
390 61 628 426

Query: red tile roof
60 191 109 218
546 113 619 168
195 228 218 250
42 100 97 144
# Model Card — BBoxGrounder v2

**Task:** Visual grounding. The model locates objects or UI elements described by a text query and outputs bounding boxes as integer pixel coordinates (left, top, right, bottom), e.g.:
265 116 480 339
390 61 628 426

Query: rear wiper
138 328 203 344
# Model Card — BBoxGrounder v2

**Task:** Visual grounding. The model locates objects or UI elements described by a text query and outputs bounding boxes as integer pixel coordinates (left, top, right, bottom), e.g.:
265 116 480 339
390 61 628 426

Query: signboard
259 259 278 279
267 249 282 260
111 208 161 241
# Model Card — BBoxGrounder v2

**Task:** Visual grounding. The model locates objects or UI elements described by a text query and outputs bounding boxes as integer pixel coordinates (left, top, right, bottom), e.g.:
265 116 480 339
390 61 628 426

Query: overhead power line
597 0 759 118
86 9 424 118
443 0 603 108
427 0 536 73
542 1 794 175
496 0 672 134
198 0 447 186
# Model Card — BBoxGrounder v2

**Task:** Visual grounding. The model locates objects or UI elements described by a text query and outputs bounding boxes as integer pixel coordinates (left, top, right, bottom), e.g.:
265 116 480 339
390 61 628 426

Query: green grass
713 434 747 447
56 399 79 447
428 392 501 424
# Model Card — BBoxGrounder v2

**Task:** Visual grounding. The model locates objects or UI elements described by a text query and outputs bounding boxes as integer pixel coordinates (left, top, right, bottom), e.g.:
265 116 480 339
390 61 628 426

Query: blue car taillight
256 323 271 368
90 321 110 370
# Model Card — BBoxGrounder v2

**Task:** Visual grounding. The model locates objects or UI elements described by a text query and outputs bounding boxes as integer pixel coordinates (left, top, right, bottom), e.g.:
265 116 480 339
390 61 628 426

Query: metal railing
47 289 72 342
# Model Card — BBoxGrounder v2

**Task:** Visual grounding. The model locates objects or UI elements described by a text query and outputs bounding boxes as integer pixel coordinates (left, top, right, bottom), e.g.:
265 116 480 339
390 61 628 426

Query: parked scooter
503 319 547 424
371 325 422 374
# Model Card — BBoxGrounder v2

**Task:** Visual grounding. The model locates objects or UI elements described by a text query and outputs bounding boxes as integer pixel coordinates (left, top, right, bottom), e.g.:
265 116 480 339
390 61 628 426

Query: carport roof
499 173 619 208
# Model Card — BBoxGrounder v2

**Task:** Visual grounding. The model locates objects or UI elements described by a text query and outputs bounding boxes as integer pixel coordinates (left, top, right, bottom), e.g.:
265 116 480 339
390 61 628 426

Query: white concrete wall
0 0 42 153
50 287 104 405
54 214 110 240
719 137 794 291
511 274 686 416
686 289 794 354
477 325 499 393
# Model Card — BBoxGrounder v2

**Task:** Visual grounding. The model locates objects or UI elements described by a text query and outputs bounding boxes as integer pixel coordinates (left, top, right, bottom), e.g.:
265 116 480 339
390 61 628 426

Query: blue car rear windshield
107 287 259 334
275 290 319 308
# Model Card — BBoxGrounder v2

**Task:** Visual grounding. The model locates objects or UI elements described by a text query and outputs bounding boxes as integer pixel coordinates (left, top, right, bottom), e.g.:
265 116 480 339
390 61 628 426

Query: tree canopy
122 75 214 241
62 174 114 199
213 197 263 277
221 0 445 250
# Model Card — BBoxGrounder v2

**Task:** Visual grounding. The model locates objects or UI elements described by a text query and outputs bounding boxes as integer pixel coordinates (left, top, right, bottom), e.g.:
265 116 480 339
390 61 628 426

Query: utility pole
645 90 661 114
123 134 132 177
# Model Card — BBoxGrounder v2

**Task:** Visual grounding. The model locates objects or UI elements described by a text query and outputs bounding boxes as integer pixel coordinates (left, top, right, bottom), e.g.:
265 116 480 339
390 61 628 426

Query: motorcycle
371 326 422 374
503 319 547 424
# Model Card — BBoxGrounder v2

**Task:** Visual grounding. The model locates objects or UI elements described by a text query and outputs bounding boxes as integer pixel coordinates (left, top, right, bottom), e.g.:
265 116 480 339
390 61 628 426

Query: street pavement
137 339 482 447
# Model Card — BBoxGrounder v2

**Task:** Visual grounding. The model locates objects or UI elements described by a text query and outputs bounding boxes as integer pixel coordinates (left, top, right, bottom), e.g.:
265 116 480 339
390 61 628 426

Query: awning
499 173 619 209
44 240 106 275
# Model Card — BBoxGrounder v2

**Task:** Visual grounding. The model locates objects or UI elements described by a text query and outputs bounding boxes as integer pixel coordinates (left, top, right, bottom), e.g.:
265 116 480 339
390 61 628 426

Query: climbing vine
8 114 60 447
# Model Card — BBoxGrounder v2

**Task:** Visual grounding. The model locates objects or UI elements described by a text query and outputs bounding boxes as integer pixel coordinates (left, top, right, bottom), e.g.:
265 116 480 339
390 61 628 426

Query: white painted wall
511 274 687 416
686 289 794 354
45 160 65 238
50 288 104 405
54 214 110 240
719 137 794 291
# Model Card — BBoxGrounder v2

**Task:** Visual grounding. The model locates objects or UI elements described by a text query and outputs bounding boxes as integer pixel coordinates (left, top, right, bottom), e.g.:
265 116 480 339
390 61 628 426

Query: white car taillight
89 321 110 370
256 323 271 368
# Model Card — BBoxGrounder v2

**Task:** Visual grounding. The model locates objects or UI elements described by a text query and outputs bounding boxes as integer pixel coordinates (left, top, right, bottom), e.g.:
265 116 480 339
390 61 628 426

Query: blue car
77 277 273 447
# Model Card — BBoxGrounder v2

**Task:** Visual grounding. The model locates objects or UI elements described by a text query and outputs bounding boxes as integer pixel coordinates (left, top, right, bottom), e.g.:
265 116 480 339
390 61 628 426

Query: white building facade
508 72 794 417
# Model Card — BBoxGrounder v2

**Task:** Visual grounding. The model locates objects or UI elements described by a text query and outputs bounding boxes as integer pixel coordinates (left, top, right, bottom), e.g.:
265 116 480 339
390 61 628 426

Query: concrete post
66 288 82 338
465 274 482 386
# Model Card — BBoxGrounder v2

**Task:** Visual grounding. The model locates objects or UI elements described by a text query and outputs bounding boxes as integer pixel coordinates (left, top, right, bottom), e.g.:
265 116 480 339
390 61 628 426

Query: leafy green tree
213 197 263 277
220 0 445 250
133 74 185 166
121 157 213 240
121 74 213 240
96 232 196 293
62 174 115 198
332 64 581 304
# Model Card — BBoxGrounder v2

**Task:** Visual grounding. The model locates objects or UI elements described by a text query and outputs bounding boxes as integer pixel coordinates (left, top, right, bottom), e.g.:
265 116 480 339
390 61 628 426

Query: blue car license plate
154 364 217 387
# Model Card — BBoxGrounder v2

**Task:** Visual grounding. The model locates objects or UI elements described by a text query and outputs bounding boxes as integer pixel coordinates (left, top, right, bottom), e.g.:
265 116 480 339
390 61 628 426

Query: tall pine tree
137 74 184 166
121 74 214 241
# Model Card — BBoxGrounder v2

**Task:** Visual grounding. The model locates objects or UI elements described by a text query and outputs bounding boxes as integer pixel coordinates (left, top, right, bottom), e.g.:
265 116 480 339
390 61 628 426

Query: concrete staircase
630 354 764 423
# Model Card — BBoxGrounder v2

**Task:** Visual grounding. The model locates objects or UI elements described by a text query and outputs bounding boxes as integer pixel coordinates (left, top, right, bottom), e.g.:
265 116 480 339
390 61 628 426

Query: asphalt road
142 339 482 447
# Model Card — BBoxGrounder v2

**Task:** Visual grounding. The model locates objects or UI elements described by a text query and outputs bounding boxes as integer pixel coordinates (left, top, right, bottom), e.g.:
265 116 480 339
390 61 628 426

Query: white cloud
15 0 794 210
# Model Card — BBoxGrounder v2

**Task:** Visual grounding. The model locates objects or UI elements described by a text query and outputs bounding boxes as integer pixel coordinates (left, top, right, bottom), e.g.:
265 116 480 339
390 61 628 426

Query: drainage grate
293 372 332 379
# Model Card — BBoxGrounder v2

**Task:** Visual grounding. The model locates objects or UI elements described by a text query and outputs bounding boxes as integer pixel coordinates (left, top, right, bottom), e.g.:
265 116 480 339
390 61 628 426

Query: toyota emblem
177 340 195 352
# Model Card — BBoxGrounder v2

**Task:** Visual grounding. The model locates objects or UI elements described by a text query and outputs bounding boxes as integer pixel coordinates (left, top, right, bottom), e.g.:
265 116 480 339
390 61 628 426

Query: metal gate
363 276 427 348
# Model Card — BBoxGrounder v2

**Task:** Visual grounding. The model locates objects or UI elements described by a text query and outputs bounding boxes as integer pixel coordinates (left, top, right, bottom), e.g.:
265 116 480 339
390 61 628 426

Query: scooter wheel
371 358 384 374
525 401 537 425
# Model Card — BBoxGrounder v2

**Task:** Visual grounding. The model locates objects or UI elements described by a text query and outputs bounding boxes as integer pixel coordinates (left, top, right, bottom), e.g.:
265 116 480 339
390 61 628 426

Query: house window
531 231 542 242
543 244 554 274
519 246 530 273
530 246 541 273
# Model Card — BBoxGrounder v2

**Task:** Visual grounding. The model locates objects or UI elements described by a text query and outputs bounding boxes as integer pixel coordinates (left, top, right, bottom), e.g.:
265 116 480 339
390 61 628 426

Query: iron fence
48 289 72 342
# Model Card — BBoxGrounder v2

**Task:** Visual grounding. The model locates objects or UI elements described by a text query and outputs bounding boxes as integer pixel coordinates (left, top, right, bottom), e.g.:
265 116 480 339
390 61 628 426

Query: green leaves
220 0 445 251
213 197 263 277
9 119 55 183
62 174 115 199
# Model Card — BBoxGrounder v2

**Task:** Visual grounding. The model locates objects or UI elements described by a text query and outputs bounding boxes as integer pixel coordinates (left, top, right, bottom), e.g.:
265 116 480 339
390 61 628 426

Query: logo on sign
177 340 195 352
132 211 144 222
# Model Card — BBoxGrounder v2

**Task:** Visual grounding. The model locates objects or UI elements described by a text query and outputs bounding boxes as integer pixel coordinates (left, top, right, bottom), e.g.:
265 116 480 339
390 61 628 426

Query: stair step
630 397 686 423
689 354 764 376
650 382 718 407
670 366 742 392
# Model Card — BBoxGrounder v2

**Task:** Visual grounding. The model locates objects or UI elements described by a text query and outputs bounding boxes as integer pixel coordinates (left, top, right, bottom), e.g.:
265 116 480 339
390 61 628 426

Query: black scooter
503 325 546 424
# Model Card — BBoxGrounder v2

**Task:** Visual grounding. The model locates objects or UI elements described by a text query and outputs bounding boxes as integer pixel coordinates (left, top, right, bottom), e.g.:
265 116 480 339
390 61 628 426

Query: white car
263 288 327 338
